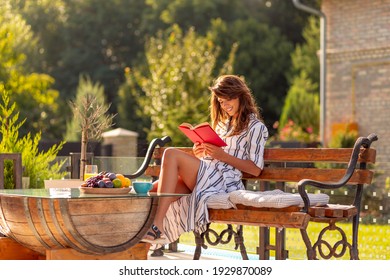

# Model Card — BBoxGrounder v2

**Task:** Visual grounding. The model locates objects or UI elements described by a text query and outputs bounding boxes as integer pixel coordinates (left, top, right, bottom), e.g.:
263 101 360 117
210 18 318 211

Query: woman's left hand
202 143 226 161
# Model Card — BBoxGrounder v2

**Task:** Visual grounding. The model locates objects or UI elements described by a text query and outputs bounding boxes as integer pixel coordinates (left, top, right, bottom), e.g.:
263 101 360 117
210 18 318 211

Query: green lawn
178 223 390 260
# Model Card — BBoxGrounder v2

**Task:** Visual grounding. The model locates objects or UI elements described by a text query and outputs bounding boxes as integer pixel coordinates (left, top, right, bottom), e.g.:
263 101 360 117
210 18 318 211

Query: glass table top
0 188 187 199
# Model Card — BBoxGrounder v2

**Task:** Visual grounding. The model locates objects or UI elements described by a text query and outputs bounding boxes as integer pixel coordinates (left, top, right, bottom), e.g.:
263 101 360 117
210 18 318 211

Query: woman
142 74 268 245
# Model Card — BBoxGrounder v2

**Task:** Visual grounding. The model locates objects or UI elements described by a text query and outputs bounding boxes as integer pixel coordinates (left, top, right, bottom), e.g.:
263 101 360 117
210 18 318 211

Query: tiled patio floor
148 244 259 260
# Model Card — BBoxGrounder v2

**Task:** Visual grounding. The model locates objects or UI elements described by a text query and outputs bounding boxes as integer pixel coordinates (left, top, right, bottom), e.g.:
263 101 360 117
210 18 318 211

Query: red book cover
178 122 227 147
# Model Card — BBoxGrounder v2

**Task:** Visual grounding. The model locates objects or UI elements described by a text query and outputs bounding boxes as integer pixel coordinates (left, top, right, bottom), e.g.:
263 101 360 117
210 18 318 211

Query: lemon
112 178 122 188
116 174 126 185
124 177 131 187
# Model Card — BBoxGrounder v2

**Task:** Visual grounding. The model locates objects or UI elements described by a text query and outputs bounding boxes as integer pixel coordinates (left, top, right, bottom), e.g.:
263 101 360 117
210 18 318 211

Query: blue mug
133 181 153 194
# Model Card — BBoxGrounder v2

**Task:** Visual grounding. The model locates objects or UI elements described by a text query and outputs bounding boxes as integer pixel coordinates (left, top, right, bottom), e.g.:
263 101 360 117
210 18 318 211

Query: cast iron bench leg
193 231 203 260
300 228 317 260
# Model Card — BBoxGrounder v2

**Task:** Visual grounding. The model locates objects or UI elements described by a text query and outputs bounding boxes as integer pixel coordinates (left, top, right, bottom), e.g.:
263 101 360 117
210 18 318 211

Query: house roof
102 128 139 138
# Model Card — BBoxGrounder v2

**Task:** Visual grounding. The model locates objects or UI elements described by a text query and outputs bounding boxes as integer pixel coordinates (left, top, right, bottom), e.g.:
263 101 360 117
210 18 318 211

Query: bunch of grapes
83 171 106 188
81 171 131 188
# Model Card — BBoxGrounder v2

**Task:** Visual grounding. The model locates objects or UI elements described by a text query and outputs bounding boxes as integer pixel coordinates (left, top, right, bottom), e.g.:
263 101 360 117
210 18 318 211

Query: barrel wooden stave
0 195 156 255
67 199 151 247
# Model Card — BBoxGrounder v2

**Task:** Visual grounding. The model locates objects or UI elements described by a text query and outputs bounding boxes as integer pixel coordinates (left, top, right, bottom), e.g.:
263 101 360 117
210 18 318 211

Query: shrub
273 119 319 143
0 89 66 188
329 129 358 148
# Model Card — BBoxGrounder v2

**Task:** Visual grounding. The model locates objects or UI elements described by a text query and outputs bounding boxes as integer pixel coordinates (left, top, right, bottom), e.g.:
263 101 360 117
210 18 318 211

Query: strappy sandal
149 243 164 252
141 224 168 244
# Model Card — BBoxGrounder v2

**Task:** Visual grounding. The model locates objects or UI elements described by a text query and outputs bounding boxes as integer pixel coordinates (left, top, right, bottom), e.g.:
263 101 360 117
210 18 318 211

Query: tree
277 16 320 142
11 0 311 140
0 1 61 139
68 75 115 180
287 16 320 88
121 25 236 146
277 72 319 142
116 67 151 141
208 18 293 128
16 0 152 102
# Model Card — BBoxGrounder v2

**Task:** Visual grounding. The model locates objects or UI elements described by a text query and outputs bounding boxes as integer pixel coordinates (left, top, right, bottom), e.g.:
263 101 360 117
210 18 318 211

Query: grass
178 222 390 260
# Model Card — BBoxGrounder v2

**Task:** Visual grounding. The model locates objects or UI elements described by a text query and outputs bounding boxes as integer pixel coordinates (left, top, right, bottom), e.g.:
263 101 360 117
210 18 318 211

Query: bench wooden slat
218 204 355 220
243 168 373 184
146 166 374 185
263 148 376 163
310 204 357 218
209 209 310 229
235 204 301 212
152 147 376 164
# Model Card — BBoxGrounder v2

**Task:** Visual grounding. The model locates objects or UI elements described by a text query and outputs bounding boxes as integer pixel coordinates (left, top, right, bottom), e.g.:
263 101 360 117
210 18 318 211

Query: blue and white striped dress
163 114 268 242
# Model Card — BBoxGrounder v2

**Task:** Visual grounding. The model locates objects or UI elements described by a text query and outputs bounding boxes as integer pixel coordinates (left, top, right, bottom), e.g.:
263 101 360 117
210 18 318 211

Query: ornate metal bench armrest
298 133 378 213
124 136 171 179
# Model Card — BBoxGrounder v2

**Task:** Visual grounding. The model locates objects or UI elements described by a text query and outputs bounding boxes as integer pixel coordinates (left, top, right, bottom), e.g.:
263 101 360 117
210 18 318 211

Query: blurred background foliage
1 0 321 146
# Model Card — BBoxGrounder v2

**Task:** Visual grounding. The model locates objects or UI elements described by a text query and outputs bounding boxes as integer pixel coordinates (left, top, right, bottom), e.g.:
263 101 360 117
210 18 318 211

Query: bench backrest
146 146 376 185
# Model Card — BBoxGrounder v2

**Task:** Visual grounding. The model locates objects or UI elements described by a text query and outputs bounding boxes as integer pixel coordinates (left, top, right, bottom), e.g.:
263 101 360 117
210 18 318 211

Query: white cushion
206 193 236 209
229 189 329 208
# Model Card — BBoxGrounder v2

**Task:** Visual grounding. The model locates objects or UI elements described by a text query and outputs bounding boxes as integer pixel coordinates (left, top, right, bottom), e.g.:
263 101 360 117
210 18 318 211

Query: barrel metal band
0 197 15 239
23 197 51 249
48 198 81 252
36 198 64 248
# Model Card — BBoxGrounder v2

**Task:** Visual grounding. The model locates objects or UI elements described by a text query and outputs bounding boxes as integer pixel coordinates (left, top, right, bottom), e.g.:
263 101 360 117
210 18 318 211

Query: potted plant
69 76 115 180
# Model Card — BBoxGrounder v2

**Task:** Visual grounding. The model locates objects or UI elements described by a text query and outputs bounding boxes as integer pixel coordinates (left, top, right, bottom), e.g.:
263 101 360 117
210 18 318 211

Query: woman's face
217 97 240 117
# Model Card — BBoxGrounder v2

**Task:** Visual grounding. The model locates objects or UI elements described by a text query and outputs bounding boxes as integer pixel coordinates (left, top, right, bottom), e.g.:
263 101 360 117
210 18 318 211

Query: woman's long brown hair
209 75 263 136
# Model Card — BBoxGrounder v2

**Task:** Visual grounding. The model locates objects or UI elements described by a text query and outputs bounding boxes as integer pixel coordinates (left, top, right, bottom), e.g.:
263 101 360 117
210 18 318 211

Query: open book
178 122 227 147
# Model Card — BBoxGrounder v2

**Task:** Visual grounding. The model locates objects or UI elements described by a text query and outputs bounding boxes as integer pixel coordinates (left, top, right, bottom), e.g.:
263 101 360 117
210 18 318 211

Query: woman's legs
145 148 201 238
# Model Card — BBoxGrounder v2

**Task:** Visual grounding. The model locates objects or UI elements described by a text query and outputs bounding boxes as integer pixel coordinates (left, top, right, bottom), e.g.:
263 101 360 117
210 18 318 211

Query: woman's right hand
193 142 205 158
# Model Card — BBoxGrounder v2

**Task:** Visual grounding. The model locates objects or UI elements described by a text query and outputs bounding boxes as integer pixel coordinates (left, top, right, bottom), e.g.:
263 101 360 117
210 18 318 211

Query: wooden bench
144 133 378 260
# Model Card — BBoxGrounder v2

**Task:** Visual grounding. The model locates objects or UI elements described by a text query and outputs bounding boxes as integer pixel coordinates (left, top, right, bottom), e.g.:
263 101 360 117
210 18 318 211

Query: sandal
141 224 168 244
149 243 164 252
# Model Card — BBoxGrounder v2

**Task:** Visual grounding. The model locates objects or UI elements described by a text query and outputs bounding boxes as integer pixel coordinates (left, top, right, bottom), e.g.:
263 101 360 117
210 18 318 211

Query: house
295 0 389 180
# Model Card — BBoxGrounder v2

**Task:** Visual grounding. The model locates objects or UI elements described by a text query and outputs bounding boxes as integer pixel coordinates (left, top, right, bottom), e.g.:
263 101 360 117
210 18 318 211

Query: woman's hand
202 143 226 161
193 142 206 158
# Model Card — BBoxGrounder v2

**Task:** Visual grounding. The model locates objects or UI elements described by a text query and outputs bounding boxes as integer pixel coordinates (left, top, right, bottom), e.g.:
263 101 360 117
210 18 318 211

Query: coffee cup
132 181 153 194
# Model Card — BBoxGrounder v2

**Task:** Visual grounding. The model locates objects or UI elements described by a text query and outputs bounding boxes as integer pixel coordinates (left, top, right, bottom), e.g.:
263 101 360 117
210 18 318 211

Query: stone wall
322 0 390 166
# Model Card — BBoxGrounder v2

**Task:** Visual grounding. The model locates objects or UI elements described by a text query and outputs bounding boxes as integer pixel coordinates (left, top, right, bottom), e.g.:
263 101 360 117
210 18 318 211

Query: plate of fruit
79 171 132 194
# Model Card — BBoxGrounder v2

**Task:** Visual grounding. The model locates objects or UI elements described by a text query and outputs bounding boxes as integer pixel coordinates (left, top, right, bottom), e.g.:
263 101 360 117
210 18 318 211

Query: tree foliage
209 18 293 127
0 1 61 139
277 16 320 142
122 25 236 146
116 68 151 141
287 16 320 88
279 72 319 136
147 0 302 130
7 0 313 142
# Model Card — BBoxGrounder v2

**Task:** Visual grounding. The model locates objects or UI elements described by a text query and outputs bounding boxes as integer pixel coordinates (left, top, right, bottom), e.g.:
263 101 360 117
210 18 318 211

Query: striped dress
163 114 268 243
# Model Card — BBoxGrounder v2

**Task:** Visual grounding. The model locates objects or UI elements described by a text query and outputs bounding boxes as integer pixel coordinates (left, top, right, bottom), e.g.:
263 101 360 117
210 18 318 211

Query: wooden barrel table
0 188 178 258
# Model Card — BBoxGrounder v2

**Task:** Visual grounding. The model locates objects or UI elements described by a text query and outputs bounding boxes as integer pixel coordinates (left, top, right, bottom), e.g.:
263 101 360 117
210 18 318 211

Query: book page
193 122 211 129
179 122 210 130
178 126 204 143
